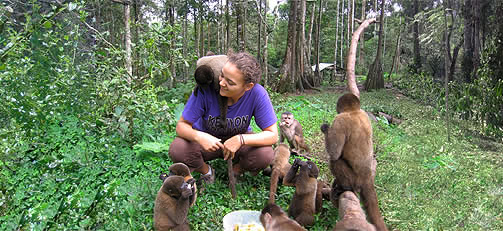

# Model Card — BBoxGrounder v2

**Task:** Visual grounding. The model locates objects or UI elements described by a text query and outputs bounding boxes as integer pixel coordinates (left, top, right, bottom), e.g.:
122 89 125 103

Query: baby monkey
279 112 310 153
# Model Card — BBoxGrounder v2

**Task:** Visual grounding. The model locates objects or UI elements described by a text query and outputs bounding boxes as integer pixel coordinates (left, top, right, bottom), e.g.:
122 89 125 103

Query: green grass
1 89 502 230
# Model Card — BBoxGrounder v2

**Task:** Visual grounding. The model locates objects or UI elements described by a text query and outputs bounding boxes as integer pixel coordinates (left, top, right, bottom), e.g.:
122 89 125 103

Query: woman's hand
223 134 242 160
196 131 224 153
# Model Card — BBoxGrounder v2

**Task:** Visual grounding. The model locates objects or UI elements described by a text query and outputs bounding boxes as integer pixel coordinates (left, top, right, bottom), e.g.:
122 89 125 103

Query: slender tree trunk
226 0 230 52
243 3 247 51
301 0 315 88
413 0 422 72
364 0 385 91
314 0 322 86
332 0 340 81
346 0 351 47
307 2 315 61
257 0 262 64
169 0 175 87
124 3 132 81
199 4 204 56
443 3 451 142
194 8 199 57
340 0 345 71
207 20 211 53
263 0 269 86
236 1 244 51
382 6 387 70
389 18 402 79
358 0 366 66
132 0 139 77
183 0 188 82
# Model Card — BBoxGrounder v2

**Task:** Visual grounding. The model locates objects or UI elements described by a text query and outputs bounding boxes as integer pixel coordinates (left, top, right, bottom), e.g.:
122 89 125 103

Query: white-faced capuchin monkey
268 143 293 203
334 191 376 231
194 54 228 129
154 175 194 231
260 203 306 231
279 112 310 154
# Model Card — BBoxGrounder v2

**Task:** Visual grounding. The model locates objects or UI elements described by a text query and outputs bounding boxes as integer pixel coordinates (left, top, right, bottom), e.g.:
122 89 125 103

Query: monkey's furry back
194 55 228 94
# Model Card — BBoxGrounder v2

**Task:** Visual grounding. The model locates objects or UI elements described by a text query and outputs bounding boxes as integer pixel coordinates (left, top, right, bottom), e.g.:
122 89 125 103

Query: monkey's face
280 114 294 127
219 62 254 100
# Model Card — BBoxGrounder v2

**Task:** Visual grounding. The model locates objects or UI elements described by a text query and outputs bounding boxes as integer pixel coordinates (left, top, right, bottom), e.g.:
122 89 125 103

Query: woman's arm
222 122 278 160
241 122 278 146
176 116 224 152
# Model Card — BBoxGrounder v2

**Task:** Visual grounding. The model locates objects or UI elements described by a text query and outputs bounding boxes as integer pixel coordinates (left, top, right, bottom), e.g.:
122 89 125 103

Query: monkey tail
268 169 280 203
360 184 388 231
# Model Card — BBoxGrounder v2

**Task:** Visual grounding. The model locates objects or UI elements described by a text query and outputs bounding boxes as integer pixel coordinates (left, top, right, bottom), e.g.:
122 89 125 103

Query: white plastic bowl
222 210 264 231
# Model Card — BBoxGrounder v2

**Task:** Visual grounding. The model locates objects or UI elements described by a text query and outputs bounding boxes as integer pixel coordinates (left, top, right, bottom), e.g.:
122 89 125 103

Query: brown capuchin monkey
260 203 306 231
268 143 293 203
154 175 194 231
321 93 387 231
284 158 321 227
333 191 376 231
279 112 310 154
165 163 197 207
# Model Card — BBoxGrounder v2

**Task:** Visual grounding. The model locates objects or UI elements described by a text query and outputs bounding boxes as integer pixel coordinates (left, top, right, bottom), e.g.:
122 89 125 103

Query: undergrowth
1 89 502 230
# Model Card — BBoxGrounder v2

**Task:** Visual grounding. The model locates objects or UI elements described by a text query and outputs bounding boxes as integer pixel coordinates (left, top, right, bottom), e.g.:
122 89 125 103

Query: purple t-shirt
182 84 277 140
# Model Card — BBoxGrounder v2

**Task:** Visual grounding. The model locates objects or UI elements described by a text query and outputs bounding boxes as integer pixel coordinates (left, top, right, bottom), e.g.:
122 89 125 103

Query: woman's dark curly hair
227 52 261 84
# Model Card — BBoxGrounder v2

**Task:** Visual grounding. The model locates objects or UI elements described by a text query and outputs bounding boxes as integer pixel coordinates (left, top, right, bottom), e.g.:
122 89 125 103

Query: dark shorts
168 136 274 173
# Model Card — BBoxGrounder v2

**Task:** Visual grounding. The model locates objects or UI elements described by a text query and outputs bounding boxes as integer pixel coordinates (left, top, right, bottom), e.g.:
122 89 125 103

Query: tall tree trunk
277 0 298 93
332 0 340 81
295 0 305 92
169 0 175 87
263 0 269 86
314 0 322 86
443 2 451 142
300 0 315 89
389 17 402 79
413 0 422 72
340 0 345 70
307 2 315 61
182 0 188 82
226 0 230 52
236 1 244 51
132 0 140 77
358 0 366 66
194 8 199 57
199 4 204 56
124 2 132 81
243 3 247 51
257 0 262 64
207 20 211 53
364 0 385 91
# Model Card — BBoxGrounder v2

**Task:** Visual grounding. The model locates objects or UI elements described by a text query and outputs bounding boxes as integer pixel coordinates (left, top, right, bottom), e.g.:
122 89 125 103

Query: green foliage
394 70 503 138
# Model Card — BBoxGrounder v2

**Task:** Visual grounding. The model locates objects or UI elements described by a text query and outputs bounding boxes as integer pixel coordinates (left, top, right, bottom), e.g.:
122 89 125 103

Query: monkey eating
260 203 306 231
320 93 387 231
154 175 194 231
284 158 322 227
279 112 310 154
165 163 197 207
333 191 376 231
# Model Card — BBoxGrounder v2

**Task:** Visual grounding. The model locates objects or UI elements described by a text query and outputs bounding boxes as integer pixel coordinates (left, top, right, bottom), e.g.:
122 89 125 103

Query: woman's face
219 62 253 100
